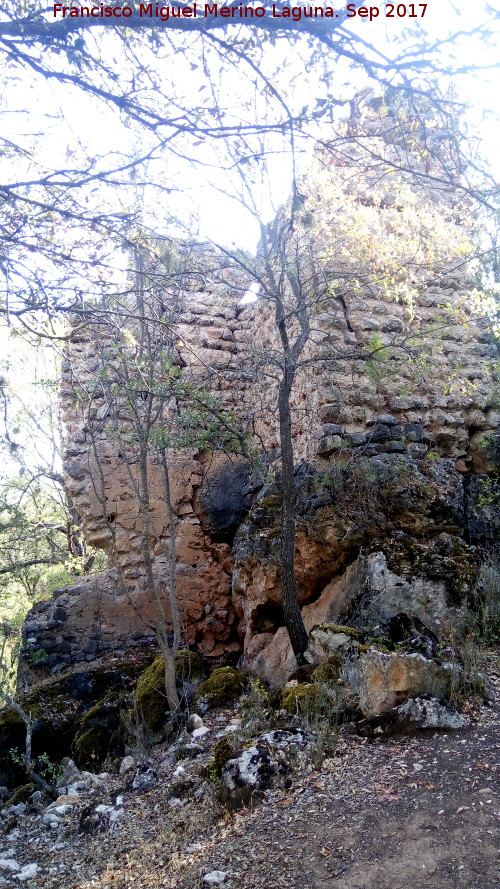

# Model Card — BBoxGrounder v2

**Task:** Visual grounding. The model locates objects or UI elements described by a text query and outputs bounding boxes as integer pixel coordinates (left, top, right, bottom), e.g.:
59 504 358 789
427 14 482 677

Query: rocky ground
0 655 499 889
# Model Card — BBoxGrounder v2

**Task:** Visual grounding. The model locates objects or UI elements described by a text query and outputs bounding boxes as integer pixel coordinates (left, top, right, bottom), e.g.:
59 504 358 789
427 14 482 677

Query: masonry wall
18 145 500 686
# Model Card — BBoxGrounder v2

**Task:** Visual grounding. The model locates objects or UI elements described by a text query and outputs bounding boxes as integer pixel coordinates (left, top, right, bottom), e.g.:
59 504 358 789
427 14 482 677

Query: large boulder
356 695 468 736
0 651 154 789
342 649 457 717
243 538 476 686
234 456 478 686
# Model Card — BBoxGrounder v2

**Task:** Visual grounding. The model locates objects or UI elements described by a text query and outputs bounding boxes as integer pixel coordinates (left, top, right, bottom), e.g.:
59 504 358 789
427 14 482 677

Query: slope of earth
1 656 499 889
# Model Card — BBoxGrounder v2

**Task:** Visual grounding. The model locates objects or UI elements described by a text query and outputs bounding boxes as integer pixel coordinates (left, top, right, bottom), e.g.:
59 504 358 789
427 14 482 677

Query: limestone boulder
346 545 476 638
342 650 456 718
305 623 362 664
356 694 468 736
242 535 476 686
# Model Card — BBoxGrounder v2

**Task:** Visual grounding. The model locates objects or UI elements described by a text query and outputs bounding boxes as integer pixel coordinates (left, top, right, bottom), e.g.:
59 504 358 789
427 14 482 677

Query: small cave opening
106 513 116 524
251 603 285 635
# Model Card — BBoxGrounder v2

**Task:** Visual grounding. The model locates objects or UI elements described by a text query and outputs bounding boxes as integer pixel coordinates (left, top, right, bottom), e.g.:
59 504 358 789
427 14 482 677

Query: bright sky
2 1 499 251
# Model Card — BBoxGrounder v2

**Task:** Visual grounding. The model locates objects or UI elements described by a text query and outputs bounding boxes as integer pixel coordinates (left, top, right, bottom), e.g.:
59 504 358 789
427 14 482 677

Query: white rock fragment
0 858 20 872
45 804 74 816
186 714 204 732
203 871 228 885
119 755 135 776
14 863 38 881
192 726 210 739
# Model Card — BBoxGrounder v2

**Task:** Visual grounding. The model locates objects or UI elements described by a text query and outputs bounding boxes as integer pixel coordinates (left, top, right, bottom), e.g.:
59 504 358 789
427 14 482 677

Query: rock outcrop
17 103 500 689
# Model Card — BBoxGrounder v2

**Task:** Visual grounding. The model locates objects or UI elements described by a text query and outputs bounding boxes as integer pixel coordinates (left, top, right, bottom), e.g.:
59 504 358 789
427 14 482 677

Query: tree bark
278 361 308 662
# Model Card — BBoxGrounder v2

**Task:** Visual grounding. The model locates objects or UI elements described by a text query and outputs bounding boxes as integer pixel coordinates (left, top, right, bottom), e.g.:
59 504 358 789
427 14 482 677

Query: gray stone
119 755 135 776
407 443 428 458
347 432 367 446
356 695 468 736
317 434 342 456
363 444 385 456
385 440 406 453
320 423 343 436
130 766 158 792
368 414 398 426
369 424 393 443
396 695 468 729
404 422 424 442
64 461 87 481
390 425 404 439
186 714 204 733
203 873 228 885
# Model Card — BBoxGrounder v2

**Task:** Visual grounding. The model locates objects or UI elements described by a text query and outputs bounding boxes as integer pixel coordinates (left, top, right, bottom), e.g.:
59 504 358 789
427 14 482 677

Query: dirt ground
5 657 500 889
168 694 500 889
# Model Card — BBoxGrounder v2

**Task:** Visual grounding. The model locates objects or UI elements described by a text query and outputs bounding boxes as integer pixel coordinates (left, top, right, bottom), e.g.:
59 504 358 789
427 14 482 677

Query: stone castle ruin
19 98 500 689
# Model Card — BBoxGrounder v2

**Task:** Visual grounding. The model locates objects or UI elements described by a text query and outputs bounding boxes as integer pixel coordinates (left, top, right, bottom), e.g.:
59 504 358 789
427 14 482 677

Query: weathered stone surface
220 729 307 810
342 650 455 718
305 623 361 665
197 456 252 541
346 548 475 637
356 694 468 736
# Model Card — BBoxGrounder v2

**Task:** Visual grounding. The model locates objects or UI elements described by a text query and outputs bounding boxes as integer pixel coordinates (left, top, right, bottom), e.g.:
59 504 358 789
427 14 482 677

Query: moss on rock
72 692 126 769
73 726 111 770
135 650 206 730
175 649 205 683
311 661 340 685
3 783 35 808
194 667 247 711
210 736 235 777
281 683 318 714
312 623 362 638
384 534 479 604
134 656 167 731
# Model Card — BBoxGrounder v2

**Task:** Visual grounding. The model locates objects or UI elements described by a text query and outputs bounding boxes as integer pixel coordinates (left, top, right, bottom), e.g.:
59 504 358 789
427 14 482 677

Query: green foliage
476 474 500 508
365 333 389 384
25 648 48 666
171 385 250 454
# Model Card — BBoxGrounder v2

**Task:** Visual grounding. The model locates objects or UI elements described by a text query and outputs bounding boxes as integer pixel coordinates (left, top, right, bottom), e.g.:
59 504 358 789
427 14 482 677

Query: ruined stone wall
18 151 500 687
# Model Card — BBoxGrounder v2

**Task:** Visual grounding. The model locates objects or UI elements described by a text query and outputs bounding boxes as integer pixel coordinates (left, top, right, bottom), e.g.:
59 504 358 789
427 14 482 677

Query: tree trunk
138 443 180 713
278 365 308 662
